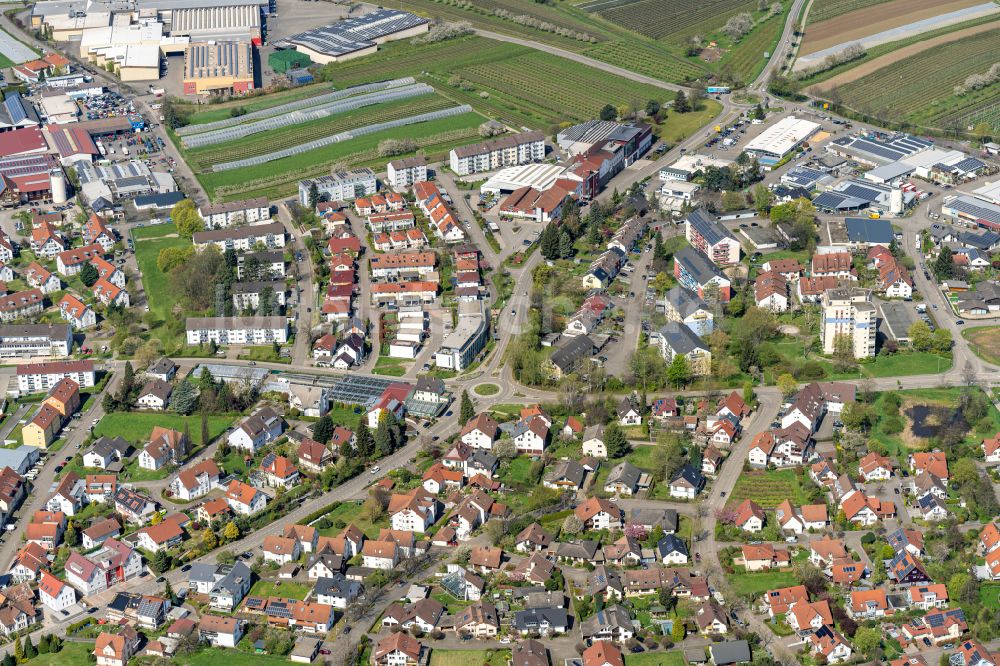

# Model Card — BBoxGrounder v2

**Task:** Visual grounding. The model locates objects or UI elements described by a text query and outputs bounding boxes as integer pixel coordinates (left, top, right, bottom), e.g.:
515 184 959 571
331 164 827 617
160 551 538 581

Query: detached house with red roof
982 434 1000 465
24 262 60 294
225 479 267 516
58 294 96 330
168 459 221 501
260 453 299 489
765 585 809 617
733 499 765 532
83 214 116 252
56 244 104 277
30 222 64 258
858 452 893 481
136 513 188 553
38 570 75 612
909 450 949 480
92 277 129 307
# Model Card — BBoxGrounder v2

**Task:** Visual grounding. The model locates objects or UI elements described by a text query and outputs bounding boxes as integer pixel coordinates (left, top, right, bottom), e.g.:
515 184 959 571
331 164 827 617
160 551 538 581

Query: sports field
830 29 1000 132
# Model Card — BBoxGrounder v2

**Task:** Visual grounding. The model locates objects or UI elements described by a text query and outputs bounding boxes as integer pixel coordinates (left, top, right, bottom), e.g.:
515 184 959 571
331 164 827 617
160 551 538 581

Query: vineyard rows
835 31 999 126
807 0 893 24
585 40 707 82
722 7 786 84
184 95 455 171
593 0 756 41
457 52 669 122
455 0 606 36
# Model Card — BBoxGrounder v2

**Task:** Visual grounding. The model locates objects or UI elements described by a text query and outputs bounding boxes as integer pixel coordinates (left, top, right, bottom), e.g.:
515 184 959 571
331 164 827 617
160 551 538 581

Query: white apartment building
449 131 545 176
0 324 73 358
17 359 95 394
185 317 289 346
298 168 377 205
191 222 286 252
386 156 427 190
820 287 877 358
198 198 271 228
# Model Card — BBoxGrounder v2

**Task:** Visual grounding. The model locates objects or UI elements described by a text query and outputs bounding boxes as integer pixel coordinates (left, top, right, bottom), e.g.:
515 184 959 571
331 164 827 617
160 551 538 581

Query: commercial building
435 302 488 371
479 163 567 197
169 5 262 42
298 169 377 206
182 42 254 95
942 194 1000 231
386 157 426 191
827 133 934 167
449 132 545 177
74 159 176 205
186 316 288 346
275 9 428 64
0 154 62 205
820 287 876 358
685 208 741 265
556 120 652 166
744 116 821 166
659 154 732 182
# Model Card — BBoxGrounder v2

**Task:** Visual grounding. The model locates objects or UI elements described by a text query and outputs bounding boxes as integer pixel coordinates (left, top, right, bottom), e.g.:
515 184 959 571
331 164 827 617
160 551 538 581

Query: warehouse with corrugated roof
183 41 254 95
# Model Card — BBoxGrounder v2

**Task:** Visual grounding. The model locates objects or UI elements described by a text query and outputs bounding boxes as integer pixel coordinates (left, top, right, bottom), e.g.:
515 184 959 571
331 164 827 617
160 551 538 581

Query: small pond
905 404 967 439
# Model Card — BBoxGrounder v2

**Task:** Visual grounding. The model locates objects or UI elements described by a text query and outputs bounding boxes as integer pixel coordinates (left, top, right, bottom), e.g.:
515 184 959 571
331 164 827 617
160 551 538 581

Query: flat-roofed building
186 316 288 346
183 42 254 95
435 303 487 371
744 116 821 166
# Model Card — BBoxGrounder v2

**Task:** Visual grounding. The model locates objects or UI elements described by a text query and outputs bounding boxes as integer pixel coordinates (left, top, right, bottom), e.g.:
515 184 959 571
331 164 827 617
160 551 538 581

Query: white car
370 466 381 475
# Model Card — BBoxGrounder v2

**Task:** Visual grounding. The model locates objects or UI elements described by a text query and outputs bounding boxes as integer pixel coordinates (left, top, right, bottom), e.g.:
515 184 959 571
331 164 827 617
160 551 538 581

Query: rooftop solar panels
3 94 27 125
839 182 883 203
813 191 866 210
278 9 427 58
327 374 397 408
948 195 1000 226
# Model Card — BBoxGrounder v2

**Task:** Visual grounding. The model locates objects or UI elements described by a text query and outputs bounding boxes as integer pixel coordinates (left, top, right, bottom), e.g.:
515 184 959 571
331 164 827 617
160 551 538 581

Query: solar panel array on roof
278 9 427 58
813 191 866 210
849 138 907 162
949 196 1000 226
839 182 882 203
328 374 397 408
266 600 292 618
4 94 27 125
953 157 986 173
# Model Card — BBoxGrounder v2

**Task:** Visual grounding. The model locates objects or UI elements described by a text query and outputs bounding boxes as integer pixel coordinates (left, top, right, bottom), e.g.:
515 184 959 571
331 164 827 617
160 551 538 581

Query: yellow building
182 42 254 95
43 378 80 418
23 404 61 449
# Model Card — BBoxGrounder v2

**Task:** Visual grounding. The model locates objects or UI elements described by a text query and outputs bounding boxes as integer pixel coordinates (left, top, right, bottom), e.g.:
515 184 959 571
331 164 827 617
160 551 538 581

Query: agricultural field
963 326 1000 366
579 0 753 42
171 82 338 125
183 35 700 202
726 469 811 508
806 0 892 24
829 29 1000 133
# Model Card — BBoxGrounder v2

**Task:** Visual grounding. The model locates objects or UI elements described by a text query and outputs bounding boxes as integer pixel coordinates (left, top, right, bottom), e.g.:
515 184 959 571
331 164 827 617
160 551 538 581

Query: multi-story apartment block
185 317 289 345
449 132 545 176
298 168 377 205
192 222 286 252
16 360 95 394
198 198 271 228
685 208 741 265
820 287 877 358
0 324 72 358
386 156 427 190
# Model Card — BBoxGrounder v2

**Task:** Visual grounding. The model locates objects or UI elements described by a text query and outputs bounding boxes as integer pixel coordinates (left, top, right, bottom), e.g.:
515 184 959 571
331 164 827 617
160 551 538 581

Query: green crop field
831 30 1000 132
174 82 338 125
179 35 708 202
807 0 892 24
727 469 810 508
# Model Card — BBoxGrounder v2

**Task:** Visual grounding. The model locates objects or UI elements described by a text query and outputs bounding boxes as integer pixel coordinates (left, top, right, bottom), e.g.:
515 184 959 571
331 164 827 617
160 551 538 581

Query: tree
666 355 691 388
831 332 856 370
202 528 218 550
743 380 755 406
673 90 690 114
164 579 176 604
22 637 34 660
308 182 320 209
722 191 745 211
645 99 661 116
172 199 204 238
3 651 15 666
539 223 560 259
599 104 617 121
493 439 516 462
853 627 881 657
752 183 773 215
562 515 583 535
604 421 630 458
558 231 573 259
356 422 374 458
908 321 934 352
223 521 240 541
777 373 798 398
152 549 170 574
460 390 475 423
14 637 23 664
672 619 685 642
79 262 99 287
841 401 875 432
170 379 199 415
312 415 334 444
934 246 955 279
64 521 79 547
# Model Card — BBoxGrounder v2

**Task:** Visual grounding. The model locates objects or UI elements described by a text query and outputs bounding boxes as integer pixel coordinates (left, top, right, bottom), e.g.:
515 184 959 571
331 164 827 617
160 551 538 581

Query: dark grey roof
845 217 893 244
88 436 132 459
710 640 752 665
413 374 445 395
314 574 361 599
213 562 252 596
553 540 601 560
658 321 708 356
148 357 176 375
687 208 734 246
656 534 688 558
544 460 585 487
670 464 704 489
581 604 632 637
674 246 726 285
813 191 867 211
665 286 709 319
628 507 678 532
549 334 594 372
512 607 567 631
133 191 185 209
605 461 641 490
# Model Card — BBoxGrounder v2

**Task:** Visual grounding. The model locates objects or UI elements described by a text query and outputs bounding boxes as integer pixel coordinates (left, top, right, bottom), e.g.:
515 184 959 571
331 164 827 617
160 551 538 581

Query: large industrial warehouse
274 9 429 64
183 41 255 95
743 116 821 166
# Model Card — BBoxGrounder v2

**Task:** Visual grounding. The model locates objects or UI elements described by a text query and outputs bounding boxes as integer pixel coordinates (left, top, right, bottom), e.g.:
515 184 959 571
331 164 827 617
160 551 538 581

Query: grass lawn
980 583 1000 609
474 383 500 396
963 326 1000 366
489 403 525 419
319 501 365 526
94 412 234 446
26 643 94 666
501 457 535 485
373 356 409 377
825 351 952 380
132 224 191 352
170 647 296 665
431 590 475 614
625 653 686 666
729 570 799 597
429 649 510 666
326 403 365 429
132 223 182 240
727 469 810 509
237 346 291 364
249 579 312 600
626 445 659 471
654 101 722 145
